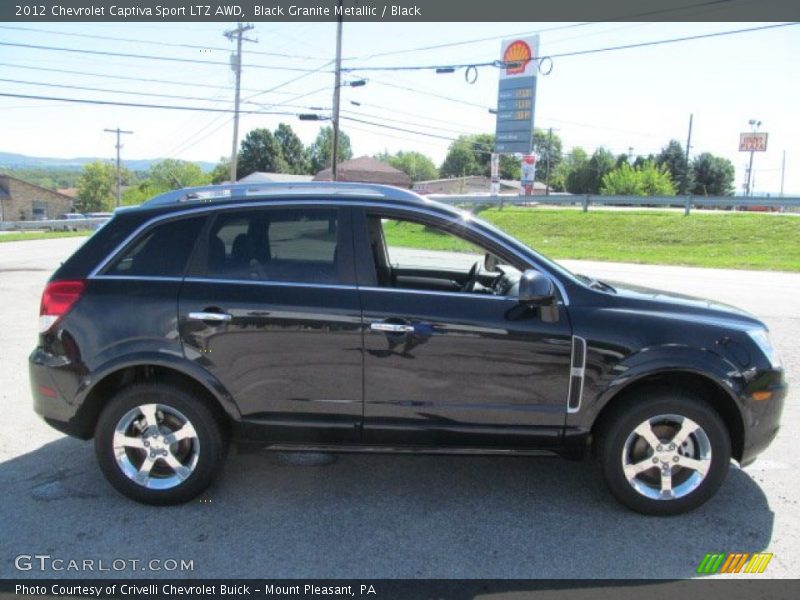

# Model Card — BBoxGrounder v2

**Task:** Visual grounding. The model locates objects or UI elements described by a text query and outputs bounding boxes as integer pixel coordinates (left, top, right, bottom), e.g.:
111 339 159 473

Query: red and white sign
739 132 768 152
521 154 537 180
521 154 537 195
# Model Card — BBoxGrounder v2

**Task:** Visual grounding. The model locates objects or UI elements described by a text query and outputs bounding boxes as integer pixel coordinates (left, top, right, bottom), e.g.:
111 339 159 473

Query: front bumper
739 367 787 467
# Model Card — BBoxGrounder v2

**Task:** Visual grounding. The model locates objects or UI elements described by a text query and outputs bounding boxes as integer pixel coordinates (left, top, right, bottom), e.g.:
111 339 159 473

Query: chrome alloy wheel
621 413 712 501
113 403 199 490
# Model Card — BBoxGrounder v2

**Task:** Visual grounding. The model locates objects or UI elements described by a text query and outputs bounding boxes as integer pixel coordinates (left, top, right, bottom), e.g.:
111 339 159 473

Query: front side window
203 208 340 284
367 214 522 295
104 216 205 277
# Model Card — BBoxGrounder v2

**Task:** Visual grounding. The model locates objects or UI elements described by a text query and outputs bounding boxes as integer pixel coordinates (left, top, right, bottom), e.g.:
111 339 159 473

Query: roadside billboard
739 132 768 152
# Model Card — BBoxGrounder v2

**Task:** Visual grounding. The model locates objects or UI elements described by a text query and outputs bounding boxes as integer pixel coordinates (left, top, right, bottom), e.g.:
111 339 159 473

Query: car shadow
0 436 774 579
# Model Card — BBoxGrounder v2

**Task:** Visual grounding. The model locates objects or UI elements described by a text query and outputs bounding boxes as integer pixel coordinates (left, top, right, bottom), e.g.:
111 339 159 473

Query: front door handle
370 322 415 333
188 311 232 322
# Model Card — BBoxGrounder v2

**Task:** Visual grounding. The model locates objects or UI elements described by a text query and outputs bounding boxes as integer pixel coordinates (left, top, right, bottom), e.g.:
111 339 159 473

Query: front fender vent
567 336 587 413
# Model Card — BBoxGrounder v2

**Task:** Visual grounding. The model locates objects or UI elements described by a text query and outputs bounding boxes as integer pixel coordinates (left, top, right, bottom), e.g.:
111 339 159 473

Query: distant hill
0 151 216 172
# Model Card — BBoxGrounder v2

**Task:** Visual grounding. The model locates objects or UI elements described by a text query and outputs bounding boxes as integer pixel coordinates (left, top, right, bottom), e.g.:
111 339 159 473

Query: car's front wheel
596 388 731 515
94 383 226 505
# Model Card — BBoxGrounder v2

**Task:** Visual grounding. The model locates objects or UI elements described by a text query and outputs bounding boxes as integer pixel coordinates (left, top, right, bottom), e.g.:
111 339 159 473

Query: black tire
94 383 227 505
595 387 731 516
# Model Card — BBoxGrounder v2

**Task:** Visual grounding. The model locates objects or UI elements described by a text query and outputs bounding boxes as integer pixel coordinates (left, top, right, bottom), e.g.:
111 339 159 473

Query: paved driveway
0 238 797 578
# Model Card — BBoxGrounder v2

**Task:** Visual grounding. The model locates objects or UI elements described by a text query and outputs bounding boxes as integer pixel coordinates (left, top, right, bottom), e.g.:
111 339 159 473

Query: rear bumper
29 347 91 439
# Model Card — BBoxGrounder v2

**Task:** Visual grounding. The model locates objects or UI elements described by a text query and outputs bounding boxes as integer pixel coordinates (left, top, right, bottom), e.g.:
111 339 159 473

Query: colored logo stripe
744 553 773 573
697 552 772 574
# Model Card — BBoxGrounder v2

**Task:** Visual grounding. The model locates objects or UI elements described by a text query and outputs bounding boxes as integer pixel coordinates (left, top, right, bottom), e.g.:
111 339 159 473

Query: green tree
439 134 498 178
440 136 483 178
690 153 735 196
308 126 353 173
655 140 690 194
554 147 590 193
210 156 231 184
600 161 676 196
587 148 617 194
384 150 438 181
532 128 563 183
147 159 209 190
75 161 117 212
499 155 521 180
274 123 310 174
237 128 286 179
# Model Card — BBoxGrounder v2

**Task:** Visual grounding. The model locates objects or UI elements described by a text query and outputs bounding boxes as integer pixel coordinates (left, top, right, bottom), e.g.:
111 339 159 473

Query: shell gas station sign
494 35 539 154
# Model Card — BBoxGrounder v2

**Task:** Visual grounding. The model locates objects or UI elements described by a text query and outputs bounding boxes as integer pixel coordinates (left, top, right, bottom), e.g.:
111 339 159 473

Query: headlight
747 329 782 368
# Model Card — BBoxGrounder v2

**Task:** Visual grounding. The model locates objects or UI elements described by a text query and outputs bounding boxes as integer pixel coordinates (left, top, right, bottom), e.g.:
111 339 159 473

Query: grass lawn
0 230 93 243
384 208 800 272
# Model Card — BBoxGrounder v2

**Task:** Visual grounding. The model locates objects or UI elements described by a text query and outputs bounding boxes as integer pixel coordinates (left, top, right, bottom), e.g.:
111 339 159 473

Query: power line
346 99 481 128
339 115 496 151
545 22 797 60
0 81 318 111
241 60 335 102
343 1 747 61
341 23 797 73
0 77 235 105
0 92 301 116
167 115 234 159
0 41 329 73
344 22 594 60
363 77 491 110
0 24 330 60
340 109 473 137
248 86 331 111
0 62 298 95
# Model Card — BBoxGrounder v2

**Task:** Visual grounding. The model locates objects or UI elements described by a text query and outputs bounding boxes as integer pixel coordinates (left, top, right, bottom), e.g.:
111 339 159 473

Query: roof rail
142 181 424 207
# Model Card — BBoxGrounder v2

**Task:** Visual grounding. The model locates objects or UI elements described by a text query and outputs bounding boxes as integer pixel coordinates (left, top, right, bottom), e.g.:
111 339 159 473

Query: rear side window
104 217 205 277
201 208 340 284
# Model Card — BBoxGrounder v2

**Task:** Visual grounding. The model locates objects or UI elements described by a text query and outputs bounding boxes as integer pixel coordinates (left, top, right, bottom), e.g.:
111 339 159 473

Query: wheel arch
590 370 745 462
76 359 239 439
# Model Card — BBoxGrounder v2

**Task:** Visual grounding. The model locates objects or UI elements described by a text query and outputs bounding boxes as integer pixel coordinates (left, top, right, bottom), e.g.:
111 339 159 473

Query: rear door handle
370 322 415 333
188 311 232 322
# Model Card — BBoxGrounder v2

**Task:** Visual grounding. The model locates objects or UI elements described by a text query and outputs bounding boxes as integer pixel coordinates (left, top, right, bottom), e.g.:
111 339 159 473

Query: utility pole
225 23 256 183
331 1 344 181
780 150 786 197
103 128 133 208
683 113 693 195
544 127 553 196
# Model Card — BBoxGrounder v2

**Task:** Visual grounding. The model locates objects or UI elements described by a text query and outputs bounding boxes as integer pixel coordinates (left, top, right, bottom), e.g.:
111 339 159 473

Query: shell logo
503 40 533 75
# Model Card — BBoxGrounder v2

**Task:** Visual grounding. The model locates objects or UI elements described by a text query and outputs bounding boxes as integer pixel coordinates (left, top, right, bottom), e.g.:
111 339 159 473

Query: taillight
39 280 86 333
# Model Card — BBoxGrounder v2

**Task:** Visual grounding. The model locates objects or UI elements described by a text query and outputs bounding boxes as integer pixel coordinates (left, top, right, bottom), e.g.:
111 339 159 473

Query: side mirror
518 269 556 305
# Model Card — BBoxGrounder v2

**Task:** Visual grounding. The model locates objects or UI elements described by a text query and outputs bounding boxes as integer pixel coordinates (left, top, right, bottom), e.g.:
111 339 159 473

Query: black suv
30 183 786 514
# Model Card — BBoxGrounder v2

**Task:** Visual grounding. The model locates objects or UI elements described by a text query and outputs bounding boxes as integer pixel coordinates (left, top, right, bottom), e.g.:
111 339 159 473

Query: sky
0 20 798 194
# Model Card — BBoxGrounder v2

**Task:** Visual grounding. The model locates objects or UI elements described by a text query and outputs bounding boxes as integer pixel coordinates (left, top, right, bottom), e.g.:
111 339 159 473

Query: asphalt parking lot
0 237 797 579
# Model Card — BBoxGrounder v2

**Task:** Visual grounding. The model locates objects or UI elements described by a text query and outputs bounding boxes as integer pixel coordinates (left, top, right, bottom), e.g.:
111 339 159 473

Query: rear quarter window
103 216 205 278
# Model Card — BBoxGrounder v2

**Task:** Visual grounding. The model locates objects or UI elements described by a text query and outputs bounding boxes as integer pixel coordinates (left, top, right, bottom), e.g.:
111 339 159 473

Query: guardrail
0 217 109 232
430 194 800 215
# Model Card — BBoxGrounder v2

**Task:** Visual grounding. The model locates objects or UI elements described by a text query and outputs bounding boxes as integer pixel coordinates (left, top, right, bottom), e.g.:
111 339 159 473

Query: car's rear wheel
95 383 226 505
595 388 731 515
